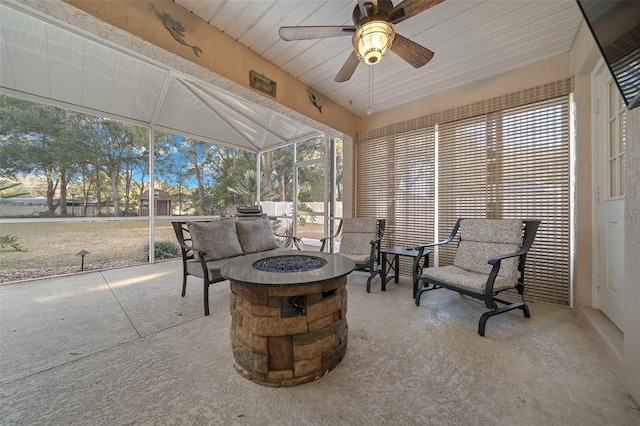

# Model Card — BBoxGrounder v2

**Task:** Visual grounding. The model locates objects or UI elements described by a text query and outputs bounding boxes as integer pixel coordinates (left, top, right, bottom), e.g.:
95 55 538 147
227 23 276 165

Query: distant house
138 190 172 216
0 197 97 217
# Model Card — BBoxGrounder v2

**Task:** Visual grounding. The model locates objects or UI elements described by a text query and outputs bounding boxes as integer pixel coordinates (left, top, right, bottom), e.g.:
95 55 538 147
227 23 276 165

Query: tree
155 133 217 215
0 178 27 250
227 169 277 205
210 146 257 211
84 117 139 216
261 145 294 201
120 125 149 214
0 96 89 216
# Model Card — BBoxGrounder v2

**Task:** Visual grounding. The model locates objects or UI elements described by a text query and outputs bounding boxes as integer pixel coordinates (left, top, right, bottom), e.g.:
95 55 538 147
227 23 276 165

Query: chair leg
181 272 188 297
204 281 210 316
366 269 379 293
478 301 530 336
414 283 439 306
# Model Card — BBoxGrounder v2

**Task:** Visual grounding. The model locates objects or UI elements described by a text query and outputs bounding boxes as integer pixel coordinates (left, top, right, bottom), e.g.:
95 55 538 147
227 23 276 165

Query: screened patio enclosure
0 1 345 262
0 2 328 153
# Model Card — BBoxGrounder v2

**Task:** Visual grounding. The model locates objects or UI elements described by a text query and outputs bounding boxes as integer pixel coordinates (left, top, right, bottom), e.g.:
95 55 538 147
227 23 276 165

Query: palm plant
0 178 27 251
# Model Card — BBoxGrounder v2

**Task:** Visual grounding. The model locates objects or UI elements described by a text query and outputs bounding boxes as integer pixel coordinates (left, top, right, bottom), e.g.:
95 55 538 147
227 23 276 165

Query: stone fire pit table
220 251 355 387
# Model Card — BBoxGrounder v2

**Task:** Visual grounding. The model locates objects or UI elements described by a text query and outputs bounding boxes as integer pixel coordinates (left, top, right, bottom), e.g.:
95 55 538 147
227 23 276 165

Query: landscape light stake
76 250 90 271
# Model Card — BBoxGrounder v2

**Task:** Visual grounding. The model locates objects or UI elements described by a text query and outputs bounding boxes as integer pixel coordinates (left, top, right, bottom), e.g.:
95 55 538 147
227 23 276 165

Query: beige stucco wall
623 101 640 403
570 23 600 308
359 54 572 131
571 22 640 403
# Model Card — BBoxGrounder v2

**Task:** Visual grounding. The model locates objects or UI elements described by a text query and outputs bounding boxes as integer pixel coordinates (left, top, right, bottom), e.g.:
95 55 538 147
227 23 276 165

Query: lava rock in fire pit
253 255 327 273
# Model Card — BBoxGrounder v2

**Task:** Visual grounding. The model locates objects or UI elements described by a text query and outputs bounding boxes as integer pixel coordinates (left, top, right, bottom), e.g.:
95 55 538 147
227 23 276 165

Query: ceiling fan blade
390 0 446 24
334 51 361 82
279 26 355 41
390 33 434 68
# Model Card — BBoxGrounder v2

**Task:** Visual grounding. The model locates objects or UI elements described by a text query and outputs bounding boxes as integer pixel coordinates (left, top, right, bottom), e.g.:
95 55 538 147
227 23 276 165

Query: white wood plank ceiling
175 0 584 116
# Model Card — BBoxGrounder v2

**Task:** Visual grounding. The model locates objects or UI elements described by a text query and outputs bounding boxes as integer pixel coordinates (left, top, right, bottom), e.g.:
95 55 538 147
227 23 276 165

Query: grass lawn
0 219 176 277
0 219 329 283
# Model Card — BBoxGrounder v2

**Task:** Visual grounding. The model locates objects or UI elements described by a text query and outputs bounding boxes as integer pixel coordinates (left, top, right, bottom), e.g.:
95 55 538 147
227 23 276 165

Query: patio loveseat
172 217 301 315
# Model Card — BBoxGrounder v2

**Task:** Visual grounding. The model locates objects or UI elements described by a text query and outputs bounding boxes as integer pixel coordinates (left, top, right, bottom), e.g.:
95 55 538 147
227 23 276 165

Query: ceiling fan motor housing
352 1 396 65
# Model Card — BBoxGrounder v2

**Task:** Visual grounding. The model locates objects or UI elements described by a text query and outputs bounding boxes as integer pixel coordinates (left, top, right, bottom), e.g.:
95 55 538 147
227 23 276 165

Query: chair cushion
342 217 378 234
459 219 523 244
186 256 240 281
187 219 243 261
422 265 517 294
454 219 523 281
454 241 521 280
340 233 374 256
338 252 370 265
236 219 280 254
340 218 377 256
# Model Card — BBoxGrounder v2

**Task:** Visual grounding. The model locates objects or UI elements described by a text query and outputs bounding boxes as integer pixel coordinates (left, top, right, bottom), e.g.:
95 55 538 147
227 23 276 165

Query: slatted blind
438 97 571 305
496 98 570 305
357 128 435 273
357 79 572 305
356 135 390 222
438 116 488 266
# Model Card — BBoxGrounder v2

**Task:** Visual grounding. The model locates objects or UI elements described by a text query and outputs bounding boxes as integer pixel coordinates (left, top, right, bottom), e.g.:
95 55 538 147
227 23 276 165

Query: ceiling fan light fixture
353 20 395 65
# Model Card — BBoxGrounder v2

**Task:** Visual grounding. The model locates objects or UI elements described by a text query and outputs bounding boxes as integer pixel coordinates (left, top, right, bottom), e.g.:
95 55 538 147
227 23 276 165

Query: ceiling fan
279 0 444 82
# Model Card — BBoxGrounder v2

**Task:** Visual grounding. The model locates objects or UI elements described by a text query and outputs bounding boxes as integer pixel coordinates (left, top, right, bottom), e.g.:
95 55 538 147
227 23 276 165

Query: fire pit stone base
229 275 348 387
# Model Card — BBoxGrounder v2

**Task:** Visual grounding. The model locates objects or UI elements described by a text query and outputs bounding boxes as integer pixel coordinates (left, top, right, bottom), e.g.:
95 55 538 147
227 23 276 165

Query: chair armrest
410 237 454 252
412 241 443 251
177 240 208 258
319 235 336 252
411 219 463 252
320 219 345 252
320 232 341 251
172 222 208 259
487 246 528 265
366 236 383 269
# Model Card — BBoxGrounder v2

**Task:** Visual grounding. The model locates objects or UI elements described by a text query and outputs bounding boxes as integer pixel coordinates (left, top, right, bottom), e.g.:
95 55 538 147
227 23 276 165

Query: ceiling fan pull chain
368 65 375 115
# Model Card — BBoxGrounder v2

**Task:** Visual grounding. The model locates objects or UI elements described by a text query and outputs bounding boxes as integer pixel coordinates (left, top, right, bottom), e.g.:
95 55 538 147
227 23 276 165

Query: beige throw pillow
186 219 242 261
236 219 279 254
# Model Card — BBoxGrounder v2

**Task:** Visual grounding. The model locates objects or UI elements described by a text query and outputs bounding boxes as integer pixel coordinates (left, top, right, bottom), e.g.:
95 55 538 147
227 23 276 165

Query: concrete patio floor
1 260 639 425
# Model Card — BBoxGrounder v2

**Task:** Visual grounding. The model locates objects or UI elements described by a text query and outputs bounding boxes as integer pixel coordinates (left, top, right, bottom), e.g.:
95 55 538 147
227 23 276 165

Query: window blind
357 80 572 305
357 127 435 274
355 135 390 222
438 116 489 266
438 97 571 305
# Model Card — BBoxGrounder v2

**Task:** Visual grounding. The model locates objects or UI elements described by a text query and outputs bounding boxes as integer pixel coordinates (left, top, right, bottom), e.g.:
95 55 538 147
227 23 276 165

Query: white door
595 62 626 331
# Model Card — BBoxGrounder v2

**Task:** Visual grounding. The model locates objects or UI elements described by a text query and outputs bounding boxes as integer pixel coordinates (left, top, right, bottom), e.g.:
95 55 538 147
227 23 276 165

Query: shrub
0 234 25 252
146 240 180 259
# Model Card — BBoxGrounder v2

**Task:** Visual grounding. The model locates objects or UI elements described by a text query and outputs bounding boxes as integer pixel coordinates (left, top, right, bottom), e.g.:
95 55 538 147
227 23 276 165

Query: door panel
596 63 626 330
